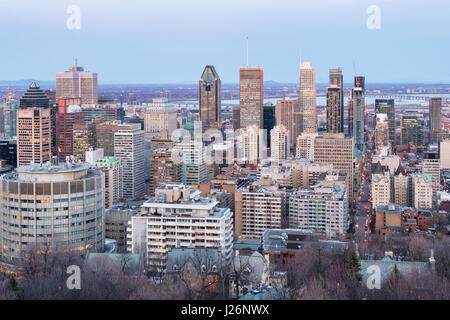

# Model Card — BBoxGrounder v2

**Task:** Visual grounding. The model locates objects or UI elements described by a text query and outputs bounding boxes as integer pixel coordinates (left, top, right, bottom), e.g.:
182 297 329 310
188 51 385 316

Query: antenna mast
246 36 249 67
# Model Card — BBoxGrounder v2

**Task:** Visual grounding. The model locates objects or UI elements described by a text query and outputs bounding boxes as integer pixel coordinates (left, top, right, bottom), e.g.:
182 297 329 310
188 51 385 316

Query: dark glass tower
327 68 344 133
19 82 50 109
199 65 221 132
263 103 276 148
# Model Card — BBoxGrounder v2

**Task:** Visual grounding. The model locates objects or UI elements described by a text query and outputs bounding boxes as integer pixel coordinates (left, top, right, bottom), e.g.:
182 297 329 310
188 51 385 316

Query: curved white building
0 161 105 263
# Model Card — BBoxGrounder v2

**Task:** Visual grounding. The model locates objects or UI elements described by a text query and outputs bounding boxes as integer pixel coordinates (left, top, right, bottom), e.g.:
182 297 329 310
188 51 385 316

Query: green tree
6 276 21 299
346 249 362 281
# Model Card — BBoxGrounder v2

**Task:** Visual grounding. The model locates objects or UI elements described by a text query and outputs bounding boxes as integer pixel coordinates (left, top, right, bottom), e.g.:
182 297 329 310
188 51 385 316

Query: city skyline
0 0 449 84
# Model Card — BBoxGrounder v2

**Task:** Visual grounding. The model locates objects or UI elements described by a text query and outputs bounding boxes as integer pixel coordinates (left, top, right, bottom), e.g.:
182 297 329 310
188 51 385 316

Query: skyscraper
56 98 84 160
327 87 342 133
327 68 344 133
144 98 178 137
73 123 97 161
232 106 240 131
275 97 300 149
422 151 440 199
239 67 263 128
401 115 423 153
263 103 276 148
429 97 442 144
17 82 51 167
2 89 19 139
349 76 365 150
19 82 50 110
314 133 354 202
95 121 120 157
199 65 221 132
114 123 145 199
375 99 396 146
56 64 98 105
299 62 316 133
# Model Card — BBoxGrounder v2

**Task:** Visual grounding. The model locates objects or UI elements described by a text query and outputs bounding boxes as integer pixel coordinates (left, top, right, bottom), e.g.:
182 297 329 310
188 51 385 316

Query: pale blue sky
0 0 449 83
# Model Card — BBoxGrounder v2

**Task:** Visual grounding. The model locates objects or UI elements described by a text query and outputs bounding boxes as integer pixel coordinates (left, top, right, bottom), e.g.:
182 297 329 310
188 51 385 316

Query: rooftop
375 203 403 214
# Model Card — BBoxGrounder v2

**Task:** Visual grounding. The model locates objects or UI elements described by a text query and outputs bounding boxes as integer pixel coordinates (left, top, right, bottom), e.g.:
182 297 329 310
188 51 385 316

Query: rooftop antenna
353 61 357 78
246 36 249 67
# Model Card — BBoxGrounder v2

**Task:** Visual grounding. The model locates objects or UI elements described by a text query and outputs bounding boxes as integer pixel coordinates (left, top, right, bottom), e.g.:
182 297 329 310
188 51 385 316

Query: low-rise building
127 183 233 275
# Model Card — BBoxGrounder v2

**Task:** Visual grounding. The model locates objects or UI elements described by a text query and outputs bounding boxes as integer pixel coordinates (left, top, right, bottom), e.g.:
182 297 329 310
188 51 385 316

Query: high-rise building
2 90 19 139
401 115 423 153
73 123 97 161
327 68 344 133
350 76 365 150
144 98 178 136
56 98 84 160
314 133 354 201
296 132 317 161
239 67 263 128
114 123 145 199
149 148 182 196
237 125 267 163
440 139 450 169
429 97 442 144
82 104 125 123
371 173 391 208
263 103 276 148
0 139 17 167
270 125 289 162
235 183 288 238
0 161 105 262
422 151 440 198
275 97 300 148
326 87 342 133
411 173 433 209
56 64 98 105
375 99 396 146
199 65 221 132
232 106 240 131
17 108 51 167
94 157 123 209
127 183 233 274
174 139 208 188
19 82 50 110
392 165 411 207
299 62 316 133
375 113 391 155
289 183 348 236
95 121 120 157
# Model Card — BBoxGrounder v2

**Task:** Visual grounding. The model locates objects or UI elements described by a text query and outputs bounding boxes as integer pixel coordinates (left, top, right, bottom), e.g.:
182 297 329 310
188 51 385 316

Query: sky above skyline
0 0 449 84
